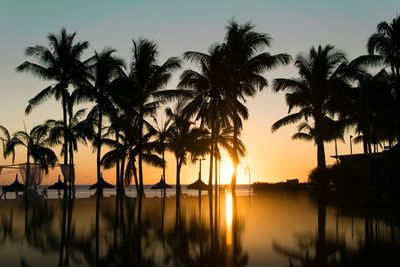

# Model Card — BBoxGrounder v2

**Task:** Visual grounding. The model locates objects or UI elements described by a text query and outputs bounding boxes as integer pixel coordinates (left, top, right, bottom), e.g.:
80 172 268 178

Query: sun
220 160 233 184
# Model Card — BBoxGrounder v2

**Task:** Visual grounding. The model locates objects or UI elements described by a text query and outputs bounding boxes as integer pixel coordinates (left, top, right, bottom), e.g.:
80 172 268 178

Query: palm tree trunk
120 156 125 188
176 157 182 196
62 95 69 197
214 147 218 240
162 148 166 197
25 150 30 194
132 157 140 196
208 110 215 193
368 139 372 154
363 135 369 154
175 157 182 219
62 94 68 165
69 143 75 198
214 142 218 203
138 106 145 197
97 107 103 188
208 141 214 193
115 130 121 195
316 136 326 169
231 123 238 192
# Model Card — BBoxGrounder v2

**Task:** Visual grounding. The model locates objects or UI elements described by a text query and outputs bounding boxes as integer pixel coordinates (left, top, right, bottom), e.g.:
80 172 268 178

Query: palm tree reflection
273 197 400 267
0 192 249 267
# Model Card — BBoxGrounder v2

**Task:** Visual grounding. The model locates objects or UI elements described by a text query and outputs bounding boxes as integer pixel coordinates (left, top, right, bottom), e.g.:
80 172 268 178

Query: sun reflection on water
225 189 233 246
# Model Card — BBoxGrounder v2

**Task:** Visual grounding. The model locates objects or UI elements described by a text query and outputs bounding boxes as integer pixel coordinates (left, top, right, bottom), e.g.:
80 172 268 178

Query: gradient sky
0 0 398 185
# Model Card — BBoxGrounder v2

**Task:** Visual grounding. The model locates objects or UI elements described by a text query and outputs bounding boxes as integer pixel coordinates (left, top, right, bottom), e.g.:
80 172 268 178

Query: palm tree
73 48 124 193
271 45 349 171
3 125 57 191
0 125 15 163
101 122 139 194
178 45 229 191
45 105 94 195
101 113 164 196
118 38 181 197
16 28 91 171
367 15 400 87
166 100 208 195
222 20 291 191
212 121 246 186
365 15 400 142
101 105 126 194
151 114 174 195
338 69 395 153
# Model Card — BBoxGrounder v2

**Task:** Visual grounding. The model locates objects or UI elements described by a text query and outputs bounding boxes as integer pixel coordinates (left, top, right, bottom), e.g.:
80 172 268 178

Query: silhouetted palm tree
271 45 349 170
101 131 136 192
0 125 15 163
179 45 229 191
101 83 143 194
45 105 94 195
367 15 400 87
3 125 57 190
222 20 291 191
16 28 91 170
101 114 164 196
73 48 124 193
365 15 400 142
338 69 396 153
166 100 208 195
213 122 245 186
117 38 181 197
151 114 174 195
102 105 126 194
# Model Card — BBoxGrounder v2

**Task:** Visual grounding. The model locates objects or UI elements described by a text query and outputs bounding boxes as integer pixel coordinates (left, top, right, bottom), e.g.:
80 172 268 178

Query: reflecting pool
0 189 399 266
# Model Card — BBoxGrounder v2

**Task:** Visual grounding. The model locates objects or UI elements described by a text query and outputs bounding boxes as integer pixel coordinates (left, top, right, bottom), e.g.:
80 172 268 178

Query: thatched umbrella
187 178 208 191
151 175 172 197
47 175 67 198
187 176 209 212
89 175 114 196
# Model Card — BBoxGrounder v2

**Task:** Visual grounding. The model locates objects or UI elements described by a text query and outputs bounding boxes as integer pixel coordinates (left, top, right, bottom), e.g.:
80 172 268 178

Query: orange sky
0 0 391 185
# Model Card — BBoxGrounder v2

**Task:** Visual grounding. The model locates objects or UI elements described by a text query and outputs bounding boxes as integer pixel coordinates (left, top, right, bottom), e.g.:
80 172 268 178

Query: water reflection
226 191 233 246
0 191 398 266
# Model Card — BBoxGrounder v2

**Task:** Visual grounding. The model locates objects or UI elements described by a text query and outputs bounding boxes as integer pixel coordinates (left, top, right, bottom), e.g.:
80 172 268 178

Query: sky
0 0 398 185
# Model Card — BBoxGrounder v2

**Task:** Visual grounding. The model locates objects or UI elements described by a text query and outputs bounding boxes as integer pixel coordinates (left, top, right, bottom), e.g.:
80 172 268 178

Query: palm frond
271 112 303 132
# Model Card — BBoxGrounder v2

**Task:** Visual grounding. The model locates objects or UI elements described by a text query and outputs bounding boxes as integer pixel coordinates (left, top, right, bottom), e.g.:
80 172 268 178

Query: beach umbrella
151 177 173 190
187 177 209 212
151 175 172 197
47 175 67 190
187 177 208 236
5 174 25 192
47 175 67 198
89 176 114 190
187 178 208 191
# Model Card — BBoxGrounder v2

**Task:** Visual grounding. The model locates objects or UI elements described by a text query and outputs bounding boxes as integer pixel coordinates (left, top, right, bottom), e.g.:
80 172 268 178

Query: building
331 144 400 198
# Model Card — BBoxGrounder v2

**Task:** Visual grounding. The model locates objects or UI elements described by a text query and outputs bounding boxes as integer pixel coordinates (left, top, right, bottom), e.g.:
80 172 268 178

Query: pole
334 139 338 163
198 157 205 180
350 135 353 155
245 166 250 196
199 158 202 179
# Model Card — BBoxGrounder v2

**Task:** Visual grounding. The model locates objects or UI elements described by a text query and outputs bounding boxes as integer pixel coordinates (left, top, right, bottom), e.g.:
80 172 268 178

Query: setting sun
221 159 233 184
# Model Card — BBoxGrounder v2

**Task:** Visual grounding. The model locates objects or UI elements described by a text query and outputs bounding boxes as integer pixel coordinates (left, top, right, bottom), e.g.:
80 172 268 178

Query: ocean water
0 190 398 266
